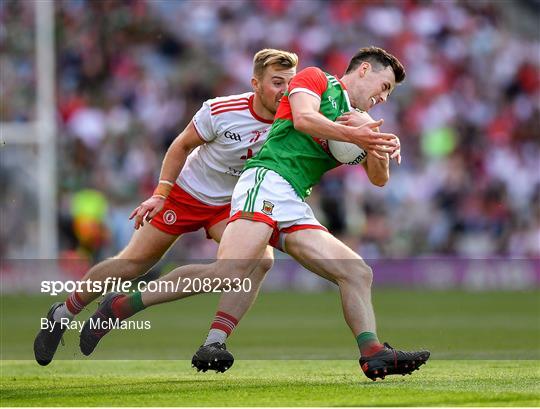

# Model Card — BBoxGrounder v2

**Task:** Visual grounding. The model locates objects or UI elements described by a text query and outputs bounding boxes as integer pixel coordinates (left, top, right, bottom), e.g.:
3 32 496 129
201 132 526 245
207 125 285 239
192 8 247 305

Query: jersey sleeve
288 67 329 100
192 100 217 142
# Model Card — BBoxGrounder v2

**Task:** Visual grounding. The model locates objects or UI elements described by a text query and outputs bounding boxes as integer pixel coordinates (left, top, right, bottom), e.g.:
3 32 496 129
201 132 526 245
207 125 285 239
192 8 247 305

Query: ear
358 62 370 78
251 77 259 92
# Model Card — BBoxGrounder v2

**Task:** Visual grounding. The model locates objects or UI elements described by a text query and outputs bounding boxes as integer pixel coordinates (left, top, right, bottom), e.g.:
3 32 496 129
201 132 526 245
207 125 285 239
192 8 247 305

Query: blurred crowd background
2 0 539 264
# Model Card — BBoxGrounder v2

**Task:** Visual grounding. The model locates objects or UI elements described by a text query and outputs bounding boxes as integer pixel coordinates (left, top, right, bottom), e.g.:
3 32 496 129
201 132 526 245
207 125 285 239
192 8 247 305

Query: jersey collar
249 94 274 124
335 76 353 110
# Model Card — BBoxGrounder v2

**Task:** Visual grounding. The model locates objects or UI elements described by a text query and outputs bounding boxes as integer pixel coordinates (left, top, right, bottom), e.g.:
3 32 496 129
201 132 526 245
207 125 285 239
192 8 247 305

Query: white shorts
229 167 327 249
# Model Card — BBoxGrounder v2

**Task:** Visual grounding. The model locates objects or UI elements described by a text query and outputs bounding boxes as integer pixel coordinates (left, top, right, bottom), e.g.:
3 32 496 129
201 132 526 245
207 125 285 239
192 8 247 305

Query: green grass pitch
1 290 539 406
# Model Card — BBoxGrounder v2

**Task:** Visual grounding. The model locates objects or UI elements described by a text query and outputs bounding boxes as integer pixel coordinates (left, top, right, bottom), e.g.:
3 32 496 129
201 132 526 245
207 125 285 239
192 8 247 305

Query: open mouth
370 97 377 107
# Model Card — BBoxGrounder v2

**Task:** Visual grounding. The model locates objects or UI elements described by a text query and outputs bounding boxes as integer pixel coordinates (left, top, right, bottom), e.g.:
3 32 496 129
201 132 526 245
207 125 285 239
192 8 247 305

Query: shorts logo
163 210 177 225
261 200 274 216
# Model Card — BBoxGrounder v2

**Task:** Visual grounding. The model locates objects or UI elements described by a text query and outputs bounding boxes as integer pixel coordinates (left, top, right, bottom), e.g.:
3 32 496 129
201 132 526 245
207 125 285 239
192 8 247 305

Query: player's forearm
364 153 389 187
151 139 191 199
158 138 191 183
293 111 357 142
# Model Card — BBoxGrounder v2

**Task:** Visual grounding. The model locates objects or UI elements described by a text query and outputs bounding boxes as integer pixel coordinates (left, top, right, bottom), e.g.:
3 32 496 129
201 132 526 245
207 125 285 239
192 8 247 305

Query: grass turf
1 290 539 405
1 360 539 406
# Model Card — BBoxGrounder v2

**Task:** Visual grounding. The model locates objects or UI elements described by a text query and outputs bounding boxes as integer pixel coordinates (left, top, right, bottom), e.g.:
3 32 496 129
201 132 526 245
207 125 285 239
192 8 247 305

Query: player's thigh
284 228 366 283
215 219 273 277
116 222 179 262
207 219 228 243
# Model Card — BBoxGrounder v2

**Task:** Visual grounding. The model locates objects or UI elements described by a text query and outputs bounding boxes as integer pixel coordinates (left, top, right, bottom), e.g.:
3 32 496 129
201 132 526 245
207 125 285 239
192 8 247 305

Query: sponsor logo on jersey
163 210 177 225
224 130 242 141
261 200 274 216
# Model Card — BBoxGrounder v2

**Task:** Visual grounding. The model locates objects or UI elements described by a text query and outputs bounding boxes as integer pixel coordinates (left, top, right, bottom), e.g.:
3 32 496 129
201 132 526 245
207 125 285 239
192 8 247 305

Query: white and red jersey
176 92 273 206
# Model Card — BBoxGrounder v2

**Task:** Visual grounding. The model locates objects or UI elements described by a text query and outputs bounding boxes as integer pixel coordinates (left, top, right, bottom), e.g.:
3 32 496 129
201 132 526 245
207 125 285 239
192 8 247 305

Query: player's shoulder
289 67 329 96
207 92 253 116
299 66 326 75
297 66 328 79
290 67 329 91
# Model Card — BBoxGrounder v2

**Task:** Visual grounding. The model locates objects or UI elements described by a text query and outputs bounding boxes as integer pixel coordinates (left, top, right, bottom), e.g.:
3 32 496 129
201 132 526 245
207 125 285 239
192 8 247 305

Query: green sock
356 332 383 356
112 291 146 320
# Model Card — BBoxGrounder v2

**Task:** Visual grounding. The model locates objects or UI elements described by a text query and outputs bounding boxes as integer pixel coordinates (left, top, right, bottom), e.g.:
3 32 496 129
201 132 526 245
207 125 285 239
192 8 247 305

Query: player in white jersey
34 49 298 369
150 91 274 233
173 91 273 208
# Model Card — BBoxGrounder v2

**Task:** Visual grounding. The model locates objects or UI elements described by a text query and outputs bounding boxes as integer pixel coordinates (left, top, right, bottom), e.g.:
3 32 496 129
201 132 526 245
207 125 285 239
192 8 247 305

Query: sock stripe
210 322 233 334
213 317 235 331
215 315 237 325
65 292 85 315
216 311 239 325
210 311 238 336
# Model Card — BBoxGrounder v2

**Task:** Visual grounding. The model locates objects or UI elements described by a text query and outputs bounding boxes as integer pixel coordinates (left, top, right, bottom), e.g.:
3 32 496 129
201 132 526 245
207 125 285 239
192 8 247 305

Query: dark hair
345 46 405 83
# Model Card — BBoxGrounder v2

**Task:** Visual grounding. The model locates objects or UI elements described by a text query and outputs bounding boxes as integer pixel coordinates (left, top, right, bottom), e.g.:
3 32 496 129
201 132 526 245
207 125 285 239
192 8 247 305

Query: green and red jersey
245 67 352 199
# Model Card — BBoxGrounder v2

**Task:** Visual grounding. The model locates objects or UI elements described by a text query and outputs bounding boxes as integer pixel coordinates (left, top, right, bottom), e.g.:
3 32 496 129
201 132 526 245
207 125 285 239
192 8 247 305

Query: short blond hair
253 48 299 79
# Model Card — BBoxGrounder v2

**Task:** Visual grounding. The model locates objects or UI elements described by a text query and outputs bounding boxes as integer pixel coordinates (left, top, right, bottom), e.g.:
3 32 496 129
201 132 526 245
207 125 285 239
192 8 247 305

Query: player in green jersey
80 46 430 381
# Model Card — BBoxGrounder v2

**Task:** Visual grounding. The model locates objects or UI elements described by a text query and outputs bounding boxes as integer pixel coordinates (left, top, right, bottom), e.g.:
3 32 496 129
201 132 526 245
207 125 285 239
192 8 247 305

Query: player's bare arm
289 92 398 154
362 151 390 187
130 120 205 229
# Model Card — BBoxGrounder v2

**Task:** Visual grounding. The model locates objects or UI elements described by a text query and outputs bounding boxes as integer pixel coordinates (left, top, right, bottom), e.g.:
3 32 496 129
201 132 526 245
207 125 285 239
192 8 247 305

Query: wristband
153 180 174 199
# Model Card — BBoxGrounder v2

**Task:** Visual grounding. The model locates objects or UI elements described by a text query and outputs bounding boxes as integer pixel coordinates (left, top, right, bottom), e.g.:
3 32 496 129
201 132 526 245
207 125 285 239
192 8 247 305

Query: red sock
356 332 384 357
65 292 86 315
362 342 384 357
210 311 239 336
111 292 145 320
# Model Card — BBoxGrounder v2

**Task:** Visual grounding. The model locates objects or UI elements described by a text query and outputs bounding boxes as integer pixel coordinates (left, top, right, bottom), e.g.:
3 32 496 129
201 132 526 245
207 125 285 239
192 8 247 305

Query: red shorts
150 184 230 238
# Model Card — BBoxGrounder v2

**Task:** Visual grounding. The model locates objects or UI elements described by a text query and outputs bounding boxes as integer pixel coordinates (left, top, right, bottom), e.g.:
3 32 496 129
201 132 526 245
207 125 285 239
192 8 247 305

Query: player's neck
340 76 358 109
251 94 274 122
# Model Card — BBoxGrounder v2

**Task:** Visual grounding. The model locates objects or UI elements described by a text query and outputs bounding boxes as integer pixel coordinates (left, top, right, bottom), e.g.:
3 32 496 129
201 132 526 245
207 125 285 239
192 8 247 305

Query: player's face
254 65 296 114
353 64 396 111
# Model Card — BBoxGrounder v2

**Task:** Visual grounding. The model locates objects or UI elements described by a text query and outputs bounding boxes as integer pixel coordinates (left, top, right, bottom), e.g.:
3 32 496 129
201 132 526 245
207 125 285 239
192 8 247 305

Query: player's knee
354 262 373 287
258 256 274 274
339 261 373 288
248 257 273 286
111 255 155 280
213 259 251 281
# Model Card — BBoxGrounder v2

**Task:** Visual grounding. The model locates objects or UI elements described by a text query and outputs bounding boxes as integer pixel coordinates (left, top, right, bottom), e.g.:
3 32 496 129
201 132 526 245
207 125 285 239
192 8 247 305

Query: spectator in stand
1 0 539 260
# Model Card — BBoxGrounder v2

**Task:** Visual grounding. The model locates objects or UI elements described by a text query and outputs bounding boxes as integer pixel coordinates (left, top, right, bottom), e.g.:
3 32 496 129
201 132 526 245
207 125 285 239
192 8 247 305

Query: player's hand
336 111 373 128
129 195 166 230
339 112 389 161
389 136 401 165
336 113 399 155
367 149 389 161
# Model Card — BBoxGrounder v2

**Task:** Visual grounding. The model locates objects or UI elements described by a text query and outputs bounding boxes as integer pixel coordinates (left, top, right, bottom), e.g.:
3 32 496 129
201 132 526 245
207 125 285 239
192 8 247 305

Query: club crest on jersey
163 210 177 225
261 200 274 216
